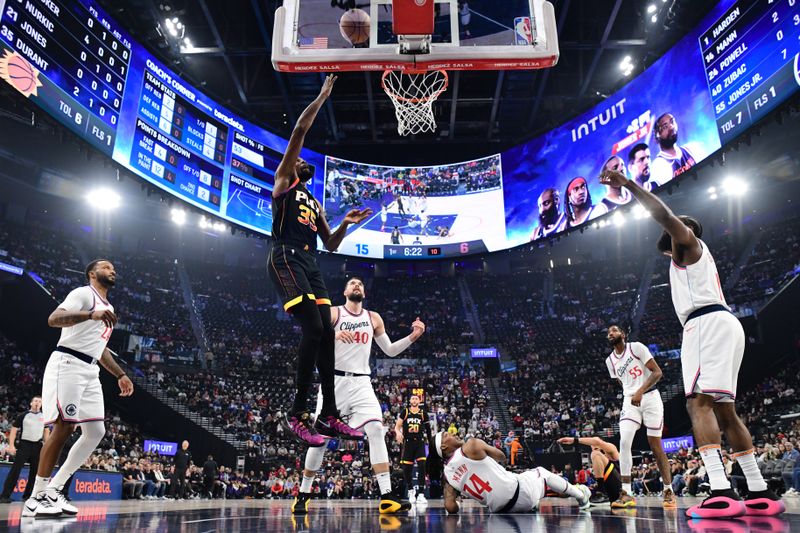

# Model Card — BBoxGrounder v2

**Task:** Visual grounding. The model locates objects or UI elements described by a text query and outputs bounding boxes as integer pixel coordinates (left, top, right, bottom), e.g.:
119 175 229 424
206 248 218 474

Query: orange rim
381 69 449 104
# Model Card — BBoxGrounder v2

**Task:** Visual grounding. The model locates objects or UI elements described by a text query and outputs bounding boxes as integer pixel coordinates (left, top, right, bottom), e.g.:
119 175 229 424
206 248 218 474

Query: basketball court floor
1 497 797 532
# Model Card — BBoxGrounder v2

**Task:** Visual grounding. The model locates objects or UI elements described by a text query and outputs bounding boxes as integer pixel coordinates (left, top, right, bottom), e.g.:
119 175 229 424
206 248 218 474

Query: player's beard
97 273 115 288
539 206 559 227
298 165 314 182
659 131 678 149
607 336 622 348
347 292 364 303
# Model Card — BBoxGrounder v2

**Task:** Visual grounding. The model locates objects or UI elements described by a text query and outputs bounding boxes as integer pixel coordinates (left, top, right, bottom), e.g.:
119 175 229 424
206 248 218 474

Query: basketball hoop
381 69 449 136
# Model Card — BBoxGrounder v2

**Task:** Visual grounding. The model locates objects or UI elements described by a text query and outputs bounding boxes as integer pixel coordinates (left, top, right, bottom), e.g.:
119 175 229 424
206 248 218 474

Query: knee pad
304 445 325 472
364 422 389 465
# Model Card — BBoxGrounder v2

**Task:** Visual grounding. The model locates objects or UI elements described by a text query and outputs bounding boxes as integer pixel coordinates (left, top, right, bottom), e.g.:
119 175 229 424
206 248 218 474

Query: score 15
355 244 369 255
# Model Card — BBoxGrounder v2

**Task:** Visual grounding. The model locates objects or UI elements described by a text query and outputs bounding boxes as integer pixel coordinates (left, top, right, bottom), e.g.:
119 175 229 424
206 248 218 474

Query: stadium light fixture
619 56 634 76
722 176 748 197
170 208 186 225
647 4 657 14
651 14 658 23
613 211 625 227
85 188 121 210
632 204 650 220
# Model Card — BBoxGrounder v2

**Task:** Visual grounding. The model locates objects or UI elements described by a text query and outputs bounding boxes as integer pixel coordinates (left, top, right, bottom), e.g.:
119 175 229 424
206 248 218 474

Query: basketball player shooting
604 325 675 509
599 169 785 519
24 260 134 518
430 431 591 514
270 75 372 447
293 277 424 515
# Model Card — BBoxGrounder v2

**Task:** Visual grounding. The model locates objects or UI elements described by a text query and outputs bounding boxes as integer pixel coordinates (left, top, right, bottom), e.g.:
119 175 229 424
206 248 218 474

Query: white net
381 70 449 136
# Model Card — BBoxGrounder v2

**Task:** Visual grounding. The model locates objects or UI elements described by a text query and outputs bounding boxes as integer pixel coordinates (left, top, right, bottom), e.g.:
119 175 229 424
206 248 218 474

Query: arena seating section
1 212 799 500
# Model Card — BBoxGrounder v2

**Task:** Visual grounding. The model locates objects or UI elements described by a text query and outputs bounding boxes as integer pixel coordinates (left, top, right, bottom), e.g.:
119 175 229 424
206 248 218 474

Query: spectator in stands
203 455 218 499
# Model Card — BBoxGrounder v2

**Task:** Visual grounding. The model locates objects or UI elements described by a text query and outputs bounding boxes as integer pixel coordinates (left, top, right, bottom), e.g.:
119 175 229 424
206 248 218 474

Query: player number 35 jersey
56 286 114 361
444 448 518 512
605 341 655 397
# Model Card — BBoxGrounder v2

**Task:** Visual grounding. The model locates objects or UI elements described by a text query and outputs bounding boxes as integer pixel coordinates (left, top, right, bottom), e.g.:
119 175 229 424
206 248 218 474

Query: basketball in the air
339 8 371 45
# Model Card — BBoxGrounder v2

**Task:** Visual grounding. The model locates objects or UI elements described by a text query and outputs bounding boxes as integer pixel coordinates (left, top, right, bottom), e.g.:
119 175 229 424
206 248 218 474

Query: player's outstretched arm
558 436 620 461
371 312 425 357
99 348 134 397
274 75 337 197
317 208 372 252
600 169 700 258
48 308 117 329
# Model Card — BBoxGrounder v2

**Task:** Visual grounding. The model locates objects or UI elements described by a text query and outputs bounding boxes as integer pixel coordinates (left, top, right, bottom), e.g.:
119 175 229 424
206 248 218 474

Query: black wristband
572 437 579 446
116 373 127 380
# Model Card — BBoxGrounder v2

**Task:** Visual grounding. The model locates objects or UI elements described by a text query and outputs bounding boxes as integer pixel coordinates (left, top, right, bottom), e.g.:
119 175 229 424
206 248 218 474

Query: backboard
272 0 559 72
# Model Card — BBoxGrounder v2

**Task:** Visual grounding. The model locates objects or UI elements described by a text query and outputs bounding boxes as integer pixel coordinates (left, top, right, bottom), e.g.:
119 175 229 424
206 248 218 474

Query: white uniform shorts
42 351 104 425
619 389 664 437
510 468 547 512
681 311 745 403
314 375 383 430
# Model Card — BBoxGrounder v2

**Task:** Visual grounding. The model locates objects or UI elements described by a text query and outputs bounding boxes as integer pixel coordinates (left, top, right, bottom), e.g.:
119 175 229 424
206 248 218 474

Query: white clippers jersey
444 447 518 512
669 239 728 326
56 286 114 360
605 342 655 396
334 306 373 375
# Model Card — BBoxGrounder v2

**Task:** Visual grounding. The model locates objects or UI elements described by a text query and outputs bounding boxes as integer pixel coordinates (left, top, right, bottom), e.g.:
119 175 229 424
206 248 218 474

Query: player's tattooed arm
443 481 460 514
99 349 134 397
48 308 117 328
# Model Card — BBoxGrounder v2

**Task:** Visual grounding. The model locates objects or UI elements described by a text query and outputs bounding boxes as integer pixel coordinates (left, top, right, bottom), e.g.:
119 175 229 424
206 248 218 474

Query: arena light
170 208 186 226
647 4 657 13
613 211 625 227
632 204 650 220
722 176 748 197
199 215 227 233
619 56 634 76
85 188 121 210
651 14 658 23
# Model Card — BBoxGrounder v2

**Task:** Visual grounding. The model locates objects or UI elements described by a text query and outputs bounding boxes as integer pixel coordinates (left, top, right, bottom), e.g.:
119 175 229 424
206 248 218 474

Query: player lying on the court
555 436 626 507
430 431 591 514
600 169 784 519
604 324 676 509
293 277 425 515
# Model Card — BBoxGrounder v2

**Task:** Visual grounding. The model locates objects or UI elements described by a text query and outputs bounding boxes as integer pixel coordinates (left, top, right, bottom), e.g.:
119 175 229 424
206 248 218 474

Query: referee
0 396 49 503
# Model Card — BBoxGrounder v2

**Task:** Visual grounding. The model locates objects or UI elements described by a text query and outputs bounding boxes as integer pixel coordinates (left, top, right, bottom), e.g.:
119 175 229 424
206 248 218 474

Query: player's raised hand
319 74 338 99
343 208 373 225
336 330 356 343
410 317 426 340
118 375 134 397
599 169 628 188
91 309 117 328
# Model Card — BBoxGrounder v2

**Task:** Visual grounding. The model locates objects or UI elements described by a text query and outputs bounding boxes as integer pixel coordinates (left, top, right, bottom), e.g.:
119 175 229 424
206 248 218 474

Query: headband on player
434 431 444 458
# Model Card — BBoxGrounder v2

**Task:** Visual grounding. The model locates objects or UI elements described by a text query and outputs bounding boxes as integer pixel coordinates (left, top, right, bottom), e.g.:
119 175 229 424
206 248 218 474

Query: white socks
699 444 731 491
535 467 584 500
622 482 632 494
734 449 767 492
376 471 392 496
300 475 314 493
31 476 50 499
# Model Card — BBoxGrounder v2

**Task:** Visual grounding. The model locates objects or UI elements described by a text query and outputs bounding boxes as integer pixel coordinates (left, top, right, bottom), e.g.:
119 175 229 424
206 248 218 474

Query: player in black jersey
394 394 432 504
270 75 372 447
557 436 626 507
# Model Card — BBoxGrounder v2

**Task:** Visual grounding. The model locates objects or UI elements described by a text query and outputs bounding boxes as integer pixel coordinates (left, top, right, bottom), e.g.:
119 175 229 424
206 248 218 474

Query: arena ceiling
96 0 718 157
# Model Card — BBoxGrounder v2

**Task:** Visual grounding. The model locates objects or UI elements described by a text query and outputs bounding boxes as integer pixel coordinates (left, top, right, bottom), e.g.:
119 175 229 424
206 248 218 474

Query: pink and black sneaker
282 411 326 447
686 489 746 519
314 414 365 440
744 489 786 516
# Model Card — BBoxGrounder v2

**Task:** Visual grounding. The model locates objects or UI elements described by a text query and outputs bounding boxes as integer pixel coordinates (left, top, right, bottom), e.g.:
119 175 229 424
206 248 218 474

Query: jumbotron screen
1 0 797 259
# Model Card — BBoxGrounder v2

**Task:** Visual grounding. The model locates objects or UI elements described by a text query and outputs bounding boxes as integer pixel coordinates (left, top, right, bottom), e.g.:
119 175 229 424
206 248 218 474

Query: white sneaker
576 485 592 510
407 490 416 503
416 494 428 505
22 495 61 518
45 488 78 516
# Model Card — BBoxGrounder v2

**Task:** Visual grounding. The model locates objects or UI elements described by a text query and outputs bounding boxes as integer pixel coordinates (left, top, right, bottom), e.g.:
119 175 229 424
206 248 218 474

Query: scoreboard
702 0 800 144
0 0 798 260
